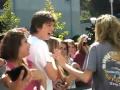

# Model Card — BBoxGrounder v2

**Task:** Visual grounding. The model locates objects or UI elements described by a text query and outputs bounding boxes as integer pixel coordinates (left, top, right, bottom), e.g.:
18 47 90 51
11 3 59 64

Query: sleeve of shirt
85 45 97 72
28 41 52 68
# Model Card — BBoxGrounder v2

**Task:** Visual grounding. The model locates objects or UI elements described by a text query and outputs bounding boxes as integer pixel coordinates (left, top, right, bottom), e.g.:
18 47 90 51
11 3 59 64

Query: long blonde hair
77 34 88 51
95 14 120 49
46 36 60 53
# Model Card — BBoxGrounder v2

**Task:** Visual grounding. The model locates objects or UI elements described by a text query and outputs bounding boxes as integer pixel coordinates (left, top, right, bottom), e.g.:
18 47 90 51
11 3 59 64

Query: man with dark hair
27 11 58 90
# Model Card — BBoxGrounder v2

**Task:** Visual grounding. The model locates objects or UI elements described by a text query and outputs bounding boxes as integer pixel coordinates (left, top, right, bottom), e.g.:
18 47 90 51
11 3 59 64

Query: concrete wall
13 0 45 28
13 0 87 38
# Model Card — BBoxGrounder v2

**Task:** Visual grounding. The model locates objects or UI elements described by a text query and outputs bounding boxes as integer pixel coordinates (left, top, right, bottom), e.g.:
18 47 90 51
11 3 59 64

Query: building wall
13 0 87 38
13 0 45 28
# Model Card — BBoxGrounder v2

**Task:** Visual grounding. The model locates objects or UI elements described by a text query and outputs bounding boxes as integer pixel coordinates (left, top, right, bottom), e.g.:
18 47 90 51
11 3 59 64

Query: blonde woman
46 37 77 90
74 34 89 69
54 14 120 90
73 34 91 89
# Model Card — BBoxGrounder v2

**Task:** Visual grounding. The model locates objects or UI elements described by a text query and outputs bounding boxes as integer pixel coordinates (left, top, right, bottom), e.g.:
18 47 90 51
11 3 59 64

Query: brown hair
46 37 60 53
30 11 55 34
1 28 26 60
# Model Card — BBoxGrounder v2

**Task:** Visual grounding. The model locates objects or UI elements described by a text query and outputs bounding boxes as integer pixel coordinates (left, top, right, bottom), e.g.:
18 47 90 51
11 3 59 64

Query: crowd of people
0 10 120 90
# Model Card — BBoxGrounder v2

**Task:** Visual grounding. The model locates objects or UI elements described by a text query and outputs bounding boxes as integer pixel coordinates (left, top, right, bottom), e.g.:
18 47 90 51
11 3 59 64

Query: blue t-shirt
86 42 120 90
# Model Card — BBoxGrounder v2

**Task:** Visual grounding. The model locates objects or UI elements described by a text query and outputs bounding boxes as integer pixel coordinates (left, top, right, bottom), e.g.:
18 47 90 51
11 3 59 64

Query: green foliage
44 0 69 40
0 0 20 33
80 10 91 21
80 0 92 21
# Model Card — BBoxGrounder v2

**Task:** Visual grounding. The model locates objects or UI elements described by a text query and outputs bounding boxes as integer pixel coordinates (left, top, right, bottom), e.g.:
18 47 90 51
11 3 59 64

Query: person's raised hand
53 49 66 66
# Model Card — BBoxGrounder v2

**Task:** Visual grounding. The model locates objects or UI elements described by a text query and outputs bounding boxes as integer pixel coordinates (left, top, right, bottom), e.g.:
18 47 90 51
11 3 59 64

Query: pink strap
6 61 15 70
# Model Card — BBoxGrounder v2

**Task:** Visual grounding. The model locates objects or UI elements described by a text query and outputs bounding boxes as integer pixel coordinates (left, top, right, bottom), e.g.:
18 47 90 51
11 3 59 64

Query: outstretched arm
53 49 93 83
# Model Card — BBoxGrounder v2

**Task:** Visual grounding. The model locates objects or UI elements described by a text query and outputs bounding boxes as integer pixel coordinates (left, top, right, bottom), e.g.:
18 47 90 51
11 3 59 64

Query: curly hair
95 14 120 49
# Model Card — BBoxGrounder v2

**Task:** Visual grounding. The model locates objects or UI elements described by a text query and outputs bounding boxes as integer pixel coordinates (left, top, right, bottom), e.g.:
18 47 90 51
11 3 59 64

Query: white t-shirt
27 35 53 90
